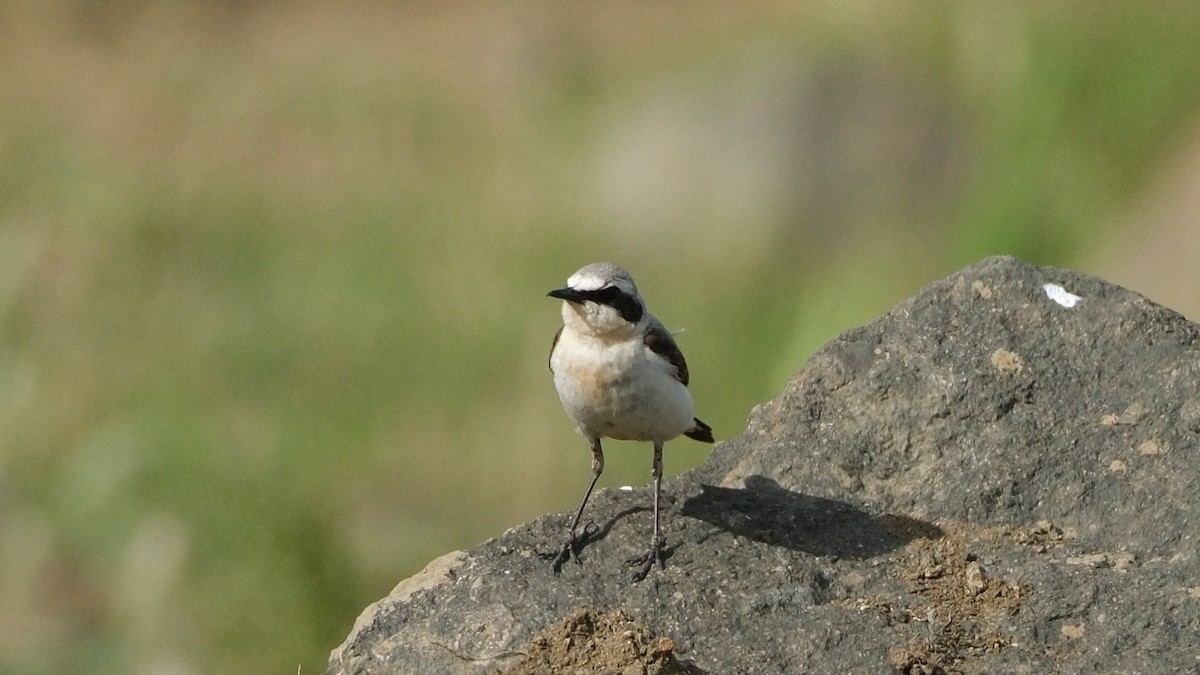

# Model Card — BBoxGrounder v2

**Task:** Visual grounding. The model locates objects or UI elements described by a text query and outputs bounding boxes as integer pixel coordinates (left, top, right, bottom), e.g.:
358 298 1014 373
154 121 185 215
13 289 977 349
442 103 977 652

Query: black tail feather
684 418 714 443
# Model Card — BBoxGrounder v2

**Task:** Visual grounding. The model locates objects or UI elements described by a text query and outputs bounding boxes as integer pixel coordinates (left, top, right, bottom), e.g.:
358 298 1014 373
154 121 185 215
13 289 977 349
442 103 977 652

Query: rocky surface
328 256 1200 674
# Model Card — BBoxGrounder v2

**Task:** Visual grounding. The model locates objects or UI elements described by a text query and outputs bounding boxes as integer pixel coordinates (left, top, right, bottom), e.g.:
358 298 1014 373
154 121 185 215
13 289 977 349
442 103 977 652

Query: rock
327 256 1200 674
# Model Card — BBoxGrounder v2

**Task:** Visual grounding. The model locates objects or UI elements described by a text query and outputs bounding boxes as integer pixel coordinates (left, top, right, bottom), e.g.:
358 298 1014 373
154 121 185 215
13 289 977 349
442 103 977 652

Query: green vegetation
2 2 1199 673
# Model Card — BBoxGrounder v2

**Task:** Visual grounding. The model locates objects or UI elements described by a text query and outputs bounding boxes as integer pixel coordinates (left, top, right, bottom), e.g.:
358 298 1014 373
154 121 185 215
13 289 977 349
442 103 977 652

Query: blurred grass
2 1 1200 673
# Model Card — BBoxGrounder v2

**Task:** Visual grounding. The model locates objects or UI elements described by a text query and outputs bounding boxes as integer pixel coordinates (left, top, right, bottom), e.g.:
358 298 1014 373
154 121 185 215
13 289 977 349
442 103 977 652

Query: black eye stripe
585 286 620 301
609 294 643 324
577 286 621 303
579 286 643 323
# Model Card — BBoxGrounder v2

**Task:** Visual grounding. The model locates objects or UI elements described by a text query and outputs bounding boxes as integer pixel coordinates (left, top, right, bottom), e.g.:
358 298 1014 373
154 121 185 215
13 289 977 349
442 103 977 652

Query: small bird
546 262 714 581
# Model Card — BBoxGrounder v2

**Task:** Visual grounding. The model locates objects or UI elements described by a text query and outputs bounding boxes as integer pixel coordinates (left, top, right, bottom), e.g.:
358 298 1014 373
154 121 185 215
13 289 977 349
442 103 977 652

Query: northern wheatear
546 262 714 581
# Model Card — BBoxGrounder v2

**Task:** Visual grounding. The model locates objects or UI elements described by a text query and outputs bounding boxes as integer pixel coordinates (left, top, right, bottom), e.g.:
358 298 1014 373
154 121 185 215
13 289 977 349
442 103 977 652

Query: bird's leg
551 438 603 573
627 440 665 582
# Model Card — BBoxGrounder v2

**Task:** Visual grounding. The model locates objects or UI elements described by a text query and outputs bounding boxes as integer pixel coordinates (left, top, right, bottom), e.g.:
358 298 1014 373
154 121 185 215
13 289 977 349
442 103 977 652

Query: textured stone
328 256 1200 674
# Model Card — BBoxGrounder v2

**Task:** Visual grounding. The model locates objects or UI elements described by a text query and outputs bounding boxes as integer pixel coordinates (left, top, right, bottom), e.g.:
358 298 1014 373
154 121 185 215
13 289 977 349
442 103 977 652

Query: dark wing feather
549 326 563 372
685 418 714 443
643 320 689 386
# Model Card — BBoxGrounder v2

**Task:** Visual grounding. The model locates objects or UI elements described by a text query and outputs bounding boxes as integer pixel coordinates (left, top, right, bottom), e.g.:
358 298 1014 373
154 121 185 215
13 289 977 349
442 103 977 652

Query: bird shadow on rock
539 506 649 565
680 475 942 559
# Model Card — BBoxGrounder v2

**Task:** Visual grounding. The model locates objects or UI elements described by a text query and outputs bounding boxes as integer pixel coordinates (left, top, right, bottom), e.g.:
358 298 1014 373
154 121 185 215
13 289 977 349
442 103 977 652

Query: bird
546 262 714 581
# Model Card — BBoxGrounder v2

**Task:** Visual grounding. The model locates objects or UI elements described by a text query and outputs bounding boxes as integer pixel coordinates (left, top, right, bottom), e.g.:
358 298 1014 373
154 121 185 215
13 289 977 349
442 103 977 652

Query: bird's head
548 262 645 337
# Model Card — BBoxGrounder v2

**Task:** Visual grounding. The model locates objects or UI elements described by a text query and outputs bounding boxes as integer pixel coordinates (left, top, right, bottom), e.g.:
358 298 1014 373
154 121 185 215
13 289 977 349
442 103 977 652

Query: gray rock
328 256 1200 674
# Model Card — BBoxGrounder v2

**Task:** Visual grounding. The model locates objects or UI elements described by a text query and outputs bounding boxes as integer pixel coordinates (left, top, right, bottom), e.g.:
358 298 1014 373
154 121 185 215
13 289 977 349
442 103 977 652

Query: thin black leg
551 437 603 573
628 440 665 581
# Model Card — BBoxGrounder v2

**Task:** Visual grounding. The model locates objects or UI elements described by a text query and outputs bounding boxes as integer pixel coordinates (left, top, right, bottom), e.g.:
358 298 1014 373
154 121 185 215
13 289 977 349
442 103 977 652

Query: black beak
547 287 587 303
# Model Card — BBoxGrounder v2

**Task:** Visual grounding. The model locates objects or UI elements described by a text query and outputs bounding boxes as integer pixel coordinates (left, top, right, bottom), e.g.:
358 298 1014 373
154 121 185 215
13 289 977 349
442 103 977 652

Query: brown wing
548 326 563 372
643 321 689 386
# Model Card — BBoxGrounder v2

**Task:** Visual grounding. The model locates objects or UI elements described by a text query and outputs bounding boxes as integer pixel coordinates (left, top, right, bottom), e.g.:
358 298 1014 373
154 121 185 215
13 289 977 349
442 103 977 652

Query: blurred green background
3 2 1200 673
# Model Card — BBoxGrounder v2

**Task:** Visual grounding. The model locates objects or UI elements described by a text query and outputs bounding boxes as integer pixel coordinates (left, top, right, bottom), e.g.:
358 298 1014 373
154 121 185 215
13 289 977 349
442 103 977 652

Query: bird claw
625 541 665 582
547 522 600 573
549 541 575 574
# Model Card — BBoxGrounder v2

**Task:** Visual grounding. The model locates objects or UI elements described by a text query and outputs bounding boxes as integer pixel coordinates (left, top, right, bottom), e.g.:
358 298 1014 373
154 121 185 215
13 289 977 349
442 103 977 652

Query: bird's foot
545 522 599 574
625 540 665 582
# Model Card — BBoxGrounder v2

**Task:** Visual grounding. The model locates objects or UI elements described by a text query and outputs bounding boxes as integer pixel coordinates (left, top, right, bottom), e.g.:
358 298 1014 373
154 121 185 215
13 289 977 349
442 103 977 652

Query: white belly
551 333 694 442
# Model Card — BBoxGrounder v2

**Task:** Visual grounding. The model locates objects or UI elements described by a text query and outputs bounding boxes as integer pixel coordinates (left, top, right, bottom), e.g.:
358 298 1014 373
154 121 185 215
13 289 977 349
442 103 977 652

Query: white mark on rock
1043 283 1082 308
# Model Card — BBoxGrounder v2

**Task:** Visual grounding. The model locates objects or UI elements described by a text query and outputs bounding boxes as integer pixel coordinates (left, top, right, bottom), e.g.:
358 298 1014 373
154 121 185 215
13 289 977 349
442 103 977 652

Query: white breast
551 329 694 443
